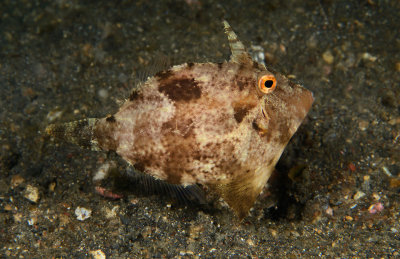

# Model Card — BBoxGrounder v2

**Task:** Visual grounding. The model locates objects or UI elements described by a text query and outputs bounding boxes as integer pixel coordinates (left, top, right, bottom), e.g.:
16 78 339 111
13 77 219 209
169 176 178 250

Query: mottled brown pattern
158 77 202 102
45 21 313 220
155 69 173 80
128 90 141 101
233 106 250 123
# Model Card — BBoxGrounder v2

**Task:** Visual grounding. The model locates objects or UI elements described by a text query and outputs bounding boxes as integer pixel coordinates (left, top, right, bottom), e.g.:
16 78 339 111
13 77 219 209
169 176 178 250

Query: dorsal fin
222 20 253 65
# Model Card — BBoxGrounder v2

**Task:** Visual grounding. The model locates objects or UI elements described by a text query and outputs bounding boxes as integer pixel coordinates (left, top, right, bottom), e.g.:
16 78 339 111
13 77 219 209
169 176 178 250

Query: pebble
179 251 194 256
46 110 63 122
11 174 25 189
325 206 334 216
104 206 119 219
27 217 37 226
372 192 380 200
358 120 369 131
353 190 366 200
345 215 353 221
89 249 106 259
368 202 384 214
13 213 22 223
361 52 377 62
249 45 266 66
93 162 112 182
23 185 40 203
322 50 334 64
382 166 393 177
98 88 109 99
246 238 255 246
388 117 400 125
396 62 400 72
389 178 400 188
4 204 13 211
75 206 92 221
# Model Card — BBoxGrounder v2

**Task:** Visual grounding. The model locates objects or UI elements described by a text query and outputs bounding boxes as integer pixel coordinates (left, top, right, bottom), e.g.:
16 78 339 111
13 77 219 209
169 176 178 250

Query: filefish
46 21 314 220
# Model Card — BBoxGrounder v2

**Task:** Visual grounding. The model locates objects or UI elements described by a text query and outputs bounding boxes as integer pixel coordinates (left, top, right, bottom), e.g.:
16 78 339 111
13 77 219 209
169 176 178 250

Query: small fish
46 21 314 220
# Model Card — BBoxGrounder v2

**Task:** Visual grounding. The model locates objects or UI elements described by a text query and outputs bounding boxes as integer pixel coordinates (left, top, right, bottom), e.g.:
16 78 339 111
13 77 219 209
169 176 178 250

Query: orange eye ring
258 74 277 94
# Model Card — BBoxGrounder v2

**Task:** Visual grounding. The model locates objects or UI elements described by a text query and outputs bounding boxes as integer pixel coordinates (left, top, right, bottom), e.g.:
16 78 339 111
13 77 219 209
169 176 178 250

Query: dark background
1 0 399 257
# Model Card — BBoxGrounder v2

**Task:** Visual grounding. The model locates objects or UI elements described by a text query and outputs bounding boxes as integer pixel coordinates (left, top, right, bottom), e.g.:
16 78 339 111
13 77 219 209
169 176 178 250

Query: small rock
325 206 334 216
388 117 400 125
246 238 255 246
24 185 40 203
75 206 92 221
396 62 400 72
98 88 109 99
382 166 393 177
46 109 63 122
179 251 194 256
93 162 112 182
358 120 369 131
104 205 119 219
361 52 377 62
11 174 25 189
322 50 334 64
90 249 106 259
13 213 22 223
27 217 37 226
345 215 353 221
389 178 400 188
350 204 358 209
368 202 384 214
372 192 380 200
353 190 366 200
4 204 13 211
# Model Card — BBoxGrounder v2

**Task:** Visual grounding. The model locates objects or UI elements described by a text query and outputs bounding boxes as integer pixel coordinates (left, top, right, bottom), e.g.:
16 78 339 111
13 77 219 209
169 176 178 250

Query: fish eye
258 74 277 94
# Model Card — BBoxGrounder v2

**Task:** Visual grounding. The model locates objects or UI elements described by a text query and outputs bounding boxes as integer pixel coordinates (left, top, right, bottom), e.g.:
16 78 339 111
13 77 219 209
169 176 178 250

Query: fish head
253 69 314 147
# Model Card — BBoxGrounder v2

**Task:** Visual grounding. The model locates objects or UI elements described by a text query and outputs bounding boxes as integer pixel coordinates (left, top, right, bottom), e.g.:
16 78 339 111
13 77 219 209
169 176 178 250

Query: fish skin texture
46 21 314 220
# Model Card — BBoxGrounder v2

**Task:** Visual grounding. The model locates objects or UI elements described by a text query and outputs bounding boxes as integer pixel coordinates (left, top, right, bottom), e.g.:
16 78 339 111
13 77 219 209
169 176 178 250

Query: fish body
46 21 313 219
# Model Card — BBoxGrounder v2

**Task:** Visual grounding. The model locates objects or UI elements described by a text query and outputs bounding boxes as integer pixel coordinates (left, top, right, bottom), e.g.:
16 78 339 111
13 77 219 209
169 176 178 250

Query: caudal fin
46 118 101 151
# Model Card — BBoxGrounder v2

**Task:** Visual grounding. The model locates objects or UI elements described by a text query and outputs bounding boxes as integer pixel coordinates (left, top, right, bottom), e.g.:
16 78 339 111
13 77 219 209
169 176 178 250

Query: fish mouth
288 82 314 122
302 89 314 115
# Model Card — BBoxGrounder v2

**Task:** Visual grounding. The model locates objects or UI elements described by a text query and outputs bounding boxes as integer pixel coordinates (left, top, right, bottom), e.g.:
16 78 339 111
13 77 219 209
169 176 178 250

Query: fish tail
45 118 101 151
